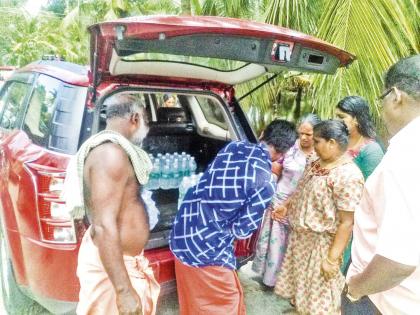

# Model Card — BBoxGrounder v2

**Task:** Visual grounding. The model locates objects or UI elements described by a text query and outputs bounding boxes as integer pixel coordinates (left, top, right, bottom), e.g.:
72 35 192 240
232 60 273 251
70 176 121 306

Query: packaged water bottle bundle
145 152 198 191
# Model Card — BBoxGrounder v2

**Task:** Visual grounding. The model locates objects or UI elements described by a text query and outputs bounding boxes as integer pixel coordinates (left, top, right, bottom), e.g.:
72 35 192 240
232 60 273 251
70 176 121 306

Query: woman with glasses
252 114 320 288
335 96 384 273
274 120 364 315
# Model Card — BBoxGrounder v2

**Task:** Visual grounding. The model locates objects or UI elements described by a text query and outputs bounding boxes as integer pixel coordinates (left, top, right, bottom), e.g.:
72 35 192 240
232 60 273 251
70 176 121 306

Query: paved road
0 261 296 315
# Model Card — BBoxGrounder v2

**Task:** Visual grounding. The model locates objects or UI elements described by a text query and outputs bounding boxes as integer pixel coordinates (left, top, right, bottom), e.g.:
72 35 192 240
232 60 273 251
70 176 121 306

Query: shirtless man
75 94 160 315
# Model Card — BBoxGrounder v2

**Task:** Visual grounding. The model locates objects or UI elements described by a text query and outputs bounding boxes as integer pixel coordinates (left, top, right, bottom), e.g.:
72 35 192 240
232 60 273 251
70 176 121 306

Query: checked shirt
169 141 276 269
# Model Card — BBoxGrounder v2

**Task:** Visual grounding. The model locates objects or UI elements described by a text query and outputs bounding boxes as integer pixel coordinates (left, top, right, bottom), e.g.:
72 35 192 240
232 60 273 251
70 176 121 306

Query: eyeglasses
376 87 394 101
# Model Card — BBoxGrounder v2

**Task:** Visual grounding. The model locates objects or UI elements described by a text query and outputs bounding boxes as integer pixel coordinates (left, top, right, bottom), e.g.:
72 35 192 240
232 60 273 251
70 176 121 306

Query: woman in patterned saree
252 114 320 287
274 120 364 315
335 96 384 273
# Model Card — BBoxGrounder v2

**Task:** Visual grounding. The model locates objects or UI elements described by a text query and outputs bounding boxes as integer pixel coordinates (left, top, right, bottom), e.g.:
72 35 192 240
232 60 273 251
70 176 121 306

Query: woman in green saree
335 96 384 273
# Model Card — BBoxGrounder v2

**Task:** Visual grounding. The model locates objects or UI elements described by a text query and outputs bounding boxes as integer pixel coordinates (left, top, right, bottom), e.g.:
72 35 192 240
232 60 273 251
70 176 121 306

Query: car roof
17 60 89 87
0 66 16 70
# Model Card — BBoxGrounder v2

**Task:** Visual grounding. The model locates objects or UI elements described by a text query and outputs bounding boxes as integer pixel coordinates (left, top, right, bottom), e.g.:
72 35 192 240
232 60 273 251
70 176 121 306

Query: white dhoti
76 228 160 315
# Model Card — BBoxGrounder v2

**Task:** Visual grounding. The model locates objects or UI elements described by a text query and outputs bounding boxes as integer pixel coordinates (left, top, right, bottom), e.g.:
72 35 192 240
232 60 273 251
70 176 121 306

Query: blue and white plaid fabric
169 141 276 269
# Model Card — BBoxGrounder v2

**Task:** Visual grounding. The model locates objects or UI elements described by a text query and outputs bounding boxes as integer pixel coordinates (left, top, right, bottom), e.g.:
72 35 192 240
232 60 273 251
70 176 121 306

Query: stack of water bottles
145 152 198 190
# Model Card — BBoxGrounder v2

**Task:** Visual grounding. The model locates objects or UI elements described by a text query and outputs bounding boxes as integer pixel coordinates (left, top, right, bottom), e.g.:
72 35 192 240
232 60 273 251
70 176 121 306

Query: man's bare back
84 142 149 256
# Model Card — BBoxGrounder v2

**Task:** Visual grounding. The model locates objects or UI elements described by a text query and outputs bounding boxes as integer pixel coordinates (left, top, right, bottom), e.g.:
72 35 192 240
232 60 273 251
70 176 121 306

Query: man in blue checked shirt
170 120 297 315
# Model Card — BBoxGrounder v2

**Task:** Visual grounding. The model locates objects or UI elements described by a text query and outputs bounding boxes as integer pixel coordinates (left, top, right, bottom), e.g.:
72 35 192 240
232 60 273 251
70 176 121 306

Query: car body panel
15 61 89 87
88 15 355 87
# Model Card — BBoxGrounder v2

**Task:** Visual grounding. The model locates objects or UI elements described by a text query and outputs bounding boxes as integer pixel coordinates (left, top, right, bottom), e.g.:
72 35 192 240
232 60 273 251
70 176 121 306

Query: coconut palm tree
0 8 63 66
311 0 419 122
263 0 419 124
4 0 417 131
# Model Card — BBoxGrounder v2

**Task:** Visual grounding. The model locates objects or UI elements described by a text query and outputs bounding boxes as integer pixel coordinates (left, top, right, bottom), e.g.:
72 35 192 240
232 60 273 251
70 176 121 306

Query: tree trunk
275 91 282 117
294 86 302 120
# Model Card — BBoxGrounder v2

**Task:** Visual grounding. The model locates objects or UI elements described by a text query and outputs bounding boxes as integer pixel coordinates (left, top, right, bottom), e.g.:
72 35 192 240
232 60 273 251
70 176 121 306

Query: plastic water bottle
157 153 164 168
189 156 197 175
147 160 160 190
171 160 181 188
181 157 189 177
160 160 172 190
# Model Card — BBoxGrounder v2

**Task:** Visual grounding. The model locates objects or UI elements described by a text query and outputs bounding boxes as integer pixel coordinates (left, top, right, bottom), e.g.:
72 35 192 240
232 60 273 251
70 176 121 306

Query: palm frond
264 0 321 34
310 0 419 123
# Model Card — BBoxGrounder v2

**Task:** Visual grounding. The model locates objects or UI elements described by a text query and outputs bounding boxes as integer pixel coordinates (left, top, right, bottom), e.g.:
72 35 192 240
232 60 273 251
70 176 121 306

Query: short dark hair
261 119 297 153
337 96 376 138
163 94 174 102
105 94 145 120
385 54 420 100
313 119 349 151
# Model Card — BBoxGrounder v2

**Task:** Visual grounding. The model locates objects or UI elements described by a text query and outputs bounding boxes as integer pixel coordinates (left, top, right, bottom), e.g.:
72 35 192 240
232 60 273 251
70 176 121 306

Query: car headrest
157 107 189 123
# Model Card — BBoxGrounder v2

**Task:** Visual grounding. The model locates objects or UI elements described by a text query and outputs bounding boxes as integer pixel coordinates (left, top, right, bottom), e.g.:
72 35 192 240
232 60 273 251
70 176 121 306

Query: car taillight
25 164 77 244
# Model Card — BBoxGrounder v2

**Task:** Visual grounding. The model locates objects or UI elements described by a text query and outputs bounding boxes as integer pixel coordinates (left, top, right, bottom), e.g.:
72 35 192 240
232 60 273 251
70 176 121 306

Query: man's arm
231 180 275 239
86 143 141 314
348 255 416 299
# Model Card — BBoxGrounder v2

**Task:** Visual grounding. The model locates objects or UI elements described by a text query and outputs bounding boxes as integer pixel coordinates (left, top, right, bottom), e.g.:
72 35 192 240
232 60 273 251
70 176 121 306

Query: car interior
98 90 238 245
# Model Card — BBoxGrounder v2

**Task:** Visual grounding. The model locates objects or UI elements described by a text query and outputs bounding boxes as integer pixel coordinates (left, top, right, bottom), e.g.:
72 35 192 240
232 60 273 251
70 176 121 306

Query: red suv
0 16 354 314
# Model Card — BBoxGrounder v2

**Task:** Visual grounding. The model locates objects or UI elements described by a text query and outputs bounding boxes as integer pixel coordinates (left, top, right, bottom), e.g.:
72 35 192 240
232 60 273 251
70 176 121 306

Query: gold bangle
325 256 340 266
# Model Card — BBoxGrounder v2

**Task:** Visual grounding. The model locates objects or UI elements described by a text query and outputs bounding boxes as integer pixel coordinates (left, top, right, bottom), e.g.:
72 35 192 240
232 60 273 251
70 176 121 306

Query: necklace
319 154 349 170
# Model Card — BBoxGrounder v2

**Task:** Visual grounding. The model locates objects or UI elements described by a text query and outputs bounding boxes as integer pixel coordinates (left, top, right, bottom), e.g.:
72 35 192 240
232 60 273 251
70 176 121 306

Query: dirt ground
0 261 296 315
157 262 297 315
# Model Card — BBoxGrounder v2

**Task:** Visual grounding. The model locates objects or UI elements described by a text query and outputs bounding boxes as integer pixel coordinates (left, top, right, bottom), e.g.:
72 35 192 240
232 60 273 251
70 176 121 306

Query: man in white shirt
343 54 420 315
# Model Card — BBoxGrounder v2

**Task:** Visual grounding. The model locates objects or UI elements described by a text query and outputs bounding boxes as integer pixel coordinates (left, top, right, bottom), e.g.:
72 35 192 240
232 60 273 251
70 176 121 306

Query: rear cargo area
99 90 238 249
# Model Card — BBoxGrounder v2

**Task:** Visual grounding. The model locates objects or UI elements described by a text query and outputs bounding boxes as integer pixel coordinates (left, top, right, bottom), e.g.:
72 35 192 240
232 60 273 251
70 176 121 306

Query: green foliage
200 0 254 18
0 0 25 6
254 0 419 133
0 0 419 133
44 0 72 15
264 0 321 34
0 8 63 66
311 0 419 125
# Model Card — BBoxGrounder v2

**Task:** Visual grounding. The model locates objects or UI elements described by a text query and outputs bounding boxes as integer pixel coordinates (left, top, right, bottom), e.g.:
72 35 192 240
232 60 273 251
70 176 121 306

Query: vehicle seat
143 107 194 155
157 107 189 123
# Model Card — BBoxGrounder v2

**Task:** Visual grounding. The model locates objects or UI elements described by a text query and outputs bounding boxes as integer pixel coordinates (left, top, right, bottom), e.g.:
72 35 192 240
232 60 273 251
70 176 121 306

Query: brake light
25 164 77 244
